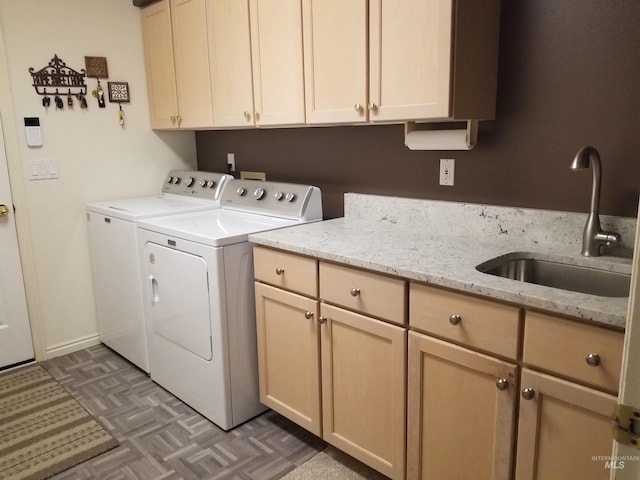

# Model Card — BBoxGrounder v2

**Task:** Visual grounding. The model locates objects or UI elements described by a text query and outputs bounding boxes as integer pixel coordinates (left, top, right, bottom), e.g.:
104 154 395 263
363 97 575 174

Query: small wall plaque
108 82 130 103
85 56 108 78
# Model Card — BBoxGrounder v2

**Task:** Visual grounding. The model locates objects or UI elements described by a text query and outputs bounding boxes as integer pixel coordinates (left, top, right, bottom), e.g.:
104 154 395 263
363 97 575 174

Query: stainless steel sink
476 254 631 297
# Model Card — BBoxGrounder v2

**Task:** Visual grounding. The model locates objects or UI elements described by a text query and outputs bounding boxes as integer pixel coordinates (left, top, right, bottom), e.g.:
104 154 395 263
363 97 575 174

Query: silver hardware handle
449 314 462 326
319 315 327 324
304 311 314 320
586 353 601 367
521 388 535 400
350 288 361 297
496 378 509 391
275 267 285 276
170 115 176 123
243 111 251 121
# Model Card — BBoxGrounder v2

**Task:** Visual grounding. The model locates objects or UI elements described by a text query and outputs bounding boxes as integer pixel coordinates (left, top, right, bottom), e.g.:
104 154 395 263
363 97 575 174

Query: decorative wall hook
108 82 130 127
29 55 87 104
86 56 109 108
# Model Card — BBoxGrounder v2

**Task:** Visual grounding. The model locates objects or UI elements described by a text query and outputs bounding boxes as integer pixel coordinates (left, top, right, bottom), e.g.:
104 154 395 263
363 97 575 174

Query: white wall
0 0 196 358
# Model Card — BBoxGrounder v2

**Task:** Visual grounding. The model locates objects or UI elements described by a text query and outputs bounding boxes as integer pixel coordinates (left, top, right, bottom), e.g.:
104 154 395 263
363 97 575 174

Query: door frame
0 24 45 360
611 198 640 479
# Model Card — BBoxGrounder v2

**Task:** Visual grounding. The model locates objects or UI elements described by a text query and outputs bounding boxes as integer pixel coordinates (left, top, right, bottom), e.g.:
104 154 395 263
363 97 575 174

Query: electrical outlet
227 153 236 172
439 158 455 186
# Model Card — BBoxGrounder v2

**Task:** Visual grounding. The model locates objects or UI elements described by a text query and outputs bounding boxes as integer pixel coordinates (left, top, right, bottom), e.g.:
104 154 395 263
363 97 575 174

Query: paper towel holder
404 120 478 151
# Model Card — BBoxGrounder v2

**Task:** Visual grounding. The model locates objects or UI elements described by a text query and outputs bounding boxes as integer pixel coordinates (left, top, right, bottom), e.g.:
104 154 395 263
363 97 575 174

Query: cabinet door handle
586 353 601 367
367 102 378 112
354 103 363 112
449 314 462 326
521 388 535 400
275 267 285 276
254 111 260 121
318 315 327 324
304 311 314 320
496 378 509 391
243 111 251 121
350 287 361 297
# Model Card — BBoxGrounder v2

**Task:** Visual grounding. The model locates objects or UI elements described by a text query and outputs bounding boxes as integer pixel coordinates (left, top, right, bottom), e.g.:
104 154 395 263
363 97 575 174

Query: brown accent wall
196 0 640 219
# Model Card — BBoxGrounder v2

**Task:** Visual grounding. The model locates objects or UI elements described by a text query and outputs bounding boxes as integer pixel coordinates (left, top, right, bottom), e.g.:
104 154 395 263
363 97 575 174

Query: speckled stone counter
250 194 637 329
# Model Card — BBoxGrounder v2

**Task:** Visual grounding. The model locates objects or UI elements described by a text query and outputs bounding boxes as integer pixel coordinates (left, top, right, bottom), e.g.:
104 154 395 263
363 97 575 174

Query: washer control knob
199 180 207 187
254 187 266 200
274 191 284 201
207 180 216 188
172 177 181 184
185 177 195 187
166 176 174 184
285 192 297 202
236 187 247 196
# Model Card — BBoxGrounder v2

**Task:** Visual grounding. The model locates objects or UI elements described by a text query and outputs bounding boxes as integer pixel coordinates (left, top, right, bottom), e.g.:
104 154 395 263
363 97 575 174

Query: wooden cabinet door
170 0 214 128
515 369 618 480
302 0 368 124
254 282 322 435
407 331 517 480
369 0 453 122
249 0 305 126
141 0 179 129
208 0 256 127
320 304 406 480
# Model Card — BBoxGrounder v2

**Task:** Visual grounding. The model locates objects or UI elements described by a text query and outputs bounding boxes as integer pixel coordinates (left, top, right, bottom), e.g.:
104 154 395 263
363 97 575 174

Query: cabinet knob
304 311 314 320
243 111 251 121
350 287 361 297
354 103 363 112
496 378 509 391
586 353 601 367
319 315 327 324
254 111 260 121
170 115 176 123
521 388 535 400
449 314 462 326
367 102 378 112
275 267 285 276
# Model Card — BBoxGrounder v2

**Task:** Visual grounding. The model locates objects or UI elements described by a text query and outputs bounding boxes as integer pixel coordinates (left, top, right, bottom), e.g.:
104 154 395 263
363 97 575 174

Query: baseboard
46 334 101 359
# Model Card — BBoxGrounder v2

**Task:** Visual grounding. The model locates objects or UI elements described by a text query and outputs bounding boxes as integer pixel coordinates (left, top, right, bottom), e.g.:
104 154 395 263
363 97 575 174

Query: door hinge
613 404 640 450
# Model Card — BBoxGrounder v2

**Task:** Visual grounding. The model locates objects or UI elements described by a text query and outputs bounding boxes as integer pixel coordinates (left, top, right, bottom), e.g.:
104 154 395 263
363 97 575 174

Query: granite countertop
250 194 637 330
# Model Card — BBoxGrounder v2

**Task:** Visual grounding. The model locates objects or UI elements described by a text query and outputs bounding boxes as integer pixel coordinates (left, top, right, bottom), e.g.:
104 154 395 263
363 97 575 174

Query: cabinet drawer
409 283 521 360
253 246 317 297
319 262 407 325
523 311 624 393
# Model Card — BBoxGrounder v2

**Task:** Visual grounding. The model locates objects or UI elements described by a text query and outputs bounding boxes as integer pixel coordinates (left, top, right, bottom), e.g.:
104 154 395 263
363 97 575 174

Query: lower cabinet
407 331 518 480
255 281 407 479
515 369 618 480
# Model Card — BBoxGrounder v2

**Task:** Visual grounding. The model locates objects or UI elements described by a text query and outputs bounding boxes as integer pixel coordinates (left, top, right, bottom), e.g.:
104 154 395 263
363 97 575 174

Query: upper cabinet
303 0 501 125
208 0 306 127
141 0 214 129
142 0 501 129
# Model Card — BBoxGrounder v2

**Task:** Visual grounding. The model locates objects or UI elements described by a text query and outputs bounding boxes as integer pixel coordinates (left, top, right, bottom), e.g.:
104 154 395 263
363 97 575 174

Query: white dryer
86 170 231 372
136 179 322 430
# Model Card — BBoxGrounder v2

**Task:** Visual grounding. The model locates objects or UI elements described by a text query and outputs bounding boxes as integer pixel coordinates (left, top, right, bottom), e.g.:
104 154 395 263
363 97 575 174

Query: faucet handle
595 232 620 246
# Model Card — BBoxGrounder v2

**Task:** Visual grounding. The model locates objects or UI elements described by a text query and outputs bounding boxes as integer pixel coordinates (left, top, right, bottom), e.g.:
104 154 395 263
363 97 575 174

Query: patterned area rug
0 364 119 480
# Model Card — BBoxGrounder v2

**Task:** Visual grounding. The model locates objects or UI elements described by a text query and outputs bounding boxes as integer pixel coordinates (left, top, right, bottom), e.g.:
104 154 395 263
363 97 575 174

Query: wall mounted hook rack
29 55 87 98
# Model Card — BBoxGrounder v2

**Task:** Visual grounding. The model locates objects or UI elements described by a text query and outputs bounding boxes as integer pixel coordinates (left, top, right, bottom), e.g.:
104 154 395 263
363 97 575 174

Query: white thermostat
24 117 42 147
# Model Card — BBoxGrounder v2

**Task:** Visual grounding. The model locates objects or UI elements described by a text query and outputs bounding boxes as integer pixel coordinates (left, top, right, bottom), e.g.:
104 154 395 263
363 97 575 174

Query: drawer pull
496 378 509 391
275 267 285 276
521 388 536 400
586 353 601 367
350 288 361 297
304 311 314 320
449 314 462 326
319 315 327 324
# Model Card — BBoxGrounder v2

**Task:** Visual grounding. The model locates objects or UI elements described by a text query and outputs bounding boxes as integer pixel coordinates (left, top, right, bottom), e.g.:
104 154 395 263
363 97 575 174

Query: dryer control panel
221 179 322 221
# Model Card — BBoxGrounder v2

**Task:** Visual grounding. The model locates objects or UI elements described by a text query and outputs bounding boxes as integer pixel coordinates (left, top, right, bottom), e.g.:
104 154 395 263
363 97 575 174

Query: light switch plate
28 158 59 180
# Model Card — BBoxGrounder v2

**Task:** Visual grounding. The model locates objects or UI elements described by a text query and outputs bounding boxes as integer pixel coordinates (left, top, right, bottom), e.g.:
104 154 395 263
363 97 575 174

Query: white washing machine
86 170 231 373
136 179 322 430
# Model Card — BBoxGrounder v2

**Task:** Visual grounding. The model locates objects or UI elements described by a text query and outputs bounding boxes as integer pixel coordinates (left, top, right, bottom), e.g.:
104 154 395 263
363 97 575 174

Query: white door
611 203 640 479
0 115 34 369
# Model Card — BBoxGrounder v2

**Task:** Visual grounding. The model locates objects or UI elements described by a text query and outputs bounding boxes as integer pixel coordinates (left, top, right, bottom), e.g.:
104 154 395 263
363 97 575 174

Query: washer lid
86 195 219 221
137 209 302 247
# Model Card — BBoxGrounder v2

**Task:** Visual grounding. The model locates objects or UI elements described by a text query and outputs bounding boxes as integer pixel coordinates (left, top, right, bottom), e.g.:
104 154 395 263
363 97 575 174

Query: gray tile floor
43 345 326 480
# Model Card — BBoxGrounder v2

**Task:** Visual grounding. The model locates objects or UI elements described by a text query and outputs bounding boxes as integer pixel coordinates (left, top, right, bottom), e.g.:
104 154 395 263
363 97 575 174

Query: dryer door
145 242 216 361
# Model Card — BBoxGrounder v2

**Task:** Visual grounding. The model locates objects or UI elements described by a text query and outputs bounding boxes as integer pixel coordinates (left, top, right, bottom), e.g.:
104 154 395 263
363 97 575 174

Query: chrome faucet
570 146 620 257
